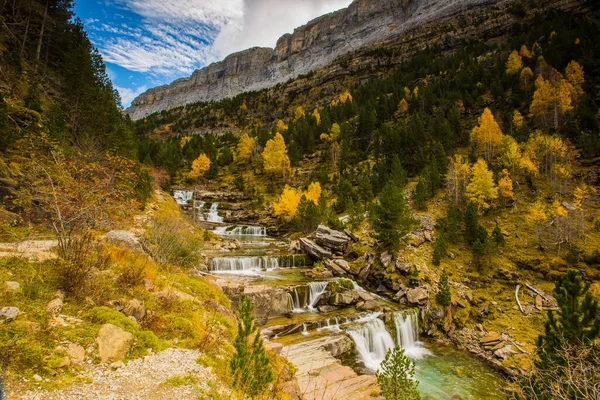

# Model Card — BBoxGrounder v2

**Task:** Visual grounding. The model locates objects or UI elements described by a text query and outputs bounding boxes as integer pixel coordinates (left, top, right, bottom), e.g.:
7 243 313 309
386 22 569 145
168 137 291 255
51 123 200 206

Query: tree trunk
20 15 30 58
35 0 48 66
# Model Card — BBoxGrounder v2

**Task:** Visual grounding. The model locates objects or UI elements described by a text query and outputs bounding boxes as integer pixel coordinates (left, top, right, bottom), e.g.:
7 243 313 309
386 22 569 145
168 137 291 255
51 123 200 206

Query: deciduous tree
506 50 523 75
470 108 503 162
236 133 255 163
273 185 302 220
262 132 291 178
465 159 498 213
189 154 211 179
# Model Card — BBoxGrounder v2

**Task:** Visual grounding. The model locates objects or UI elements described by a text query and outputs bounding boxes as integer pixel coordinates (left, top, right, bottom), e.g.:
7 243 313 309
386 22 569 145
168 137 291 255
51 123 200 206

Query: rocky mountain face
125 0 503 120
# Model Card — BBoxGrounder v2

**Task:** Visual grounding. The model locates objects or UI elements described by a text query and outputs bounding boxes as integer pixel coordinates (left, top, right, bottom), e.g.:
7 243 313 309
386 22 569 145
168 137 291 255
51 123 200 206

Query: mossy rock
327 279 354 294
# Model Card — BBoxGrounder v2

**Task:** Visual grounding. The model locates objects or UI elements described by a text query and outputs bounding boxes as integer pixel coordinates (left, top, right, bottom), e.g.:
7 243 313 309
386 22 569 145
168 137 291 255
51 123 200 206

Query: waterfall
288 287 307 313
213 225 267 236
393 311 430 359
348 279 383 300
206 203 224 223
173 190 193 205
348 314 396 371
307 282 328 311
211 256 279 273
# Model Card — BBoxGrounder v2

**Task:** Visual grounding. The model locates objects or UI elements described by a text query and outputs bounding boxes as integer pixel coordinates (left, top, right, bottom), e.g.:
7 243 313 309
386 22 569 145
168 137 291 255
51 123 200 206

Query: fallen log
515 284 525 314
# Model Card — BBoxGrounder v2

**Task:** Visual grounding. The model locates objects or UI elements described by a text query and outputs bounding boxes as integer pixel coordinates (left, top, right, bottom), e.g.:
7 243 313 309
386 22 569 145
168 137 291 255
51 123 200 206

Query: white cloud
115 84 148 107
213 0 352 58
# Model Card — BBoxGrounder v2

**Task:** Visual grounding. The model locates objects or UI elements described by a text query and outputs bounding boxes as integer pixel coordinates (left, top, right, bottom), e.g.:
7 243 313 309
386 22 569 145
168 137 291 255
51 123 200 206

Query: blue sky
74 0 352 107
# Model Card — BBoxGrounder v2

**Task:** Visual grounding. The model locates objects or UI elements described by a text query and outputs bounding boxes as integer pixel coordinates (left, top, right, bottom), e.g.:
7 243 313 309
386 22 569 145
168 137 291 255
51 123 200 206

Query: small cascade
307 282 328 311
348 279 383 300
211 256 279 273
206 203 224 223
301 323 309 336
214 226 267 236
288 286 308 313
393 310 430 359
173 190 193 205
348 314 396 371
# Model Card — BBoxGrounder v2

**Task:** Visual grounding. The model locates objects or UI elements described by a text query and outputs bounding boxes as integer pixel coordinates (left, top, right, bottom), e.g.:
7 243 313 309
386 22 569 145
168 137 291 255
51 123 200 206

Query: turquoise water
416 342 506 400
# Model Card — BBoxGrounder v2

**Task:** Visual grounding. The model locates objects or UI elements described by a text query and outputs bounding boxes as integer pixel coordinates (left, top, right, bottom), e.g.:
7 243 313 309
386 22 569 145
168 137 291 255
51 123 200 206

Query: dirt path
12 348 223 400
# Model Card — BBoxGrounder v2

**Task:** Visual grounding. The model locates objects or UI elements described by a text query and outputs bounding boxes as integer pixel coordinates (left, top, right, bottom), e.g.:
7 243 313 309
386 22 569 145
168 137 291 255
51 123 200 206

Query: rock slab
96 323 134 363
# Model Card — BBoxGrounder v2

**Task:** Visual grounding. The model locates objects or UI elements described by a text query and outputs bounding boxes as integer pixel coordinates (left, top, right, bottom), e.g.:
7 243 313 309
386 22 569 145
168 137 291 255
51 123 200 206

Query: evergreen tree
492 226 505 246
432 232 447 266
436 268 451 307
23 82 42 112
464 202 479 245
358 174 374 207
372 182 416 250
376 346 421 400
537 271 600 368
390 155 408 188
294 195 321 233
412 178 428 211
438 206 462 244
230 296 273 397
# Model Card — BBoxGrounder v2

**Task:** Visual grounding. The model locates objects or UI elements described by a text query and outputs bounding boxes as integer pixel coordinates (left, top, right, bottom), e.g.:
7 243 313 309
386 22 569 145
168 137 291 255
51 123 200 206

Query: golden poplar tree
519 67 534 92
506 50 523 75
470 108 504 162
465 158 498 213
304 182 322 204
236 133 255 163
527 200 548 245
273 186 302 220
396 98 409 117
512 110 524 132
312 108 321 125
294 106 305 120
530 74 573 131
276 119 288 132
262 133 291 178
564 60 584 101
519 45 532 59
189 154 211 179
499 136 522 175
180 136 191 149
447 155 471 207
498 169 514 202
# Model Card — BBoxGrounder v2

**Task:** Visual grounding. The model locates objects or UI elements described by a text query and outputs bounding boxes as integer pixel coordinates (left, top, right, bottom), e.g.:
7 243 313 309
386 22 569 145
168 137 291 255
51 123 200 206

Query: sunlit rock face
126 0 500 120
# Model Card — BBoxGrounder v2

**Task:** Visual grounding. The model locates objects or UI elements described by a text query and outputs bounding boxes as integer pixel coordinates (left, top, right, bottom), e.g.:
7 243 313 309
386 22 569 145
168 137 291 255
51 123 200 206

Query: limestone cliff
126 0 502 120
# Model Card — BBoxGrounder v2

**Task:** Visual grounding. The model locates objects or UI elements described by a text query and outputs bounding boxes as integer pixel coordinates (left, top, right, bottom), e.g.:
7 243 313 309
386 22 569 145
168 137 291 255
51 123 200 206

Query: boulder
122 299 146 321
424 231 433 242
299 238 332 260
314 225 350 252
67 343 86 364
358 300 380 311
318 305 339 313
324 336 354 357
323 259 346 276
4 281 21 291
535 295 543 311
480 332 501 344
105 230 143 252
344 229 359 242
0 306 19 321
356 291 375 302
96 323 134 363
332 259 351 273
380 252 393 267
153 287 197 303
406 288 428 305
357 264 371 280
494 345 517 360
395 261 412 274
332 290 358 306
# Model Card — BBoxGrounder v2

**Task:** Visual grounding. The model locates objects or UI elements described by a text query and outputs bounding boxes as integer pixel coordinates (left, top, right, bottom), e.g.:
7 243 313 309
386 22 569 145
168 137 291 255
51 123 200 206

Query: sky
74 0 353 107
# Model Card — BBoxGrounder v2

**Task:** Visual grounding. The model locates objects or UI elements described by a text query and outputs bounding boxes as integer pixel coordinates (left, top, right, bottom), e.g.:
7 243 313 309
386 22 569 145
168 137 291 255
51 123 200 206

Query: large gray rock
4 281 20 291
125 0 503 120
0 306 19 321
105 230 142 252
406 288 429 305
332 290 359 306
96 324 134 363
315 225 350 252
299 238 332 260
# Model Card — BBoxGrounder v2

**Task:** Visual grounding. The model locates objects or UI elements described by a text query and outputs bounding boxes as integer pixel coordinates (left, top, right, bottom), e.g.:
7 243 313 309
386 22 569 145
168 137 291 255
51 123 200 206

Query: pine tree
376 346 421 400
436 268 451 307
492 226 505 246
432 233 447 266
294 195 321 233
230 296 273 397
412 178 428 211
537 271 600 368
390 155 408 189
372 182 416 250
464 202 479 245
358 174 374 207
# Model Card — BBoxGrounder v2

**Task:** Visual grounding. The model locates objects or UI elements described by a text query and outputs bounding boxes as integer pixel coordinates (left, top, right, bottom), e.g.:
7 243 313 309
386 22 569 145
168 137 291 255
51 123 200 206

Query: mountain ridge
125 0 502 120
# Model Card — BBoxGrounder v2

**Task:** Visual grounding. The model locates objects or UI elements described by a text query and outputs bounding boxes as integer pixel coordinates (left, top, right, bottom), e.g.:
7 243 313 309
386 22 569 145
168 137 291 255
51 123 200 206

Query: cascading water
211 256 279 273
348 311 430 372
206 203 223 223
213 226 267 236
348 313 396 371
393 310 430 359
288 287 307 313
307 282 328 311
173 190 193 205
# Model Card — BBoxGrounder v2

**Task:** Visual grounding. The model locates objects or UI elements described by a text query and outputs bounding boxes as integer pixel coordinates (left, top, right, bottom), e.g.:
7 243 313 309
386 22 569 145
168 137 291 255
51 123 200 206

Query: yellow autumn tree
573 183 596 238
564 60 584 102
403 87 411 100
276 119 288 132
499 136 522 175
180 136 192 149
524 130 572 190
470 107 504 162
519 67 534 92
447 155 471 207
412 87 419 99
498 169 514 203
512 110 524 132
312 108 321 125
189 154 211 179
465 158 498 213
396 98 409 118
294 106 305 120
262 133 291 178
340 90 353 103
320 123 341 142
519 45 532 59
236 133 255 163
530 74 573 131
506 50 523 75
273 186 302 220
305 182 322 204
527 200 548 245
